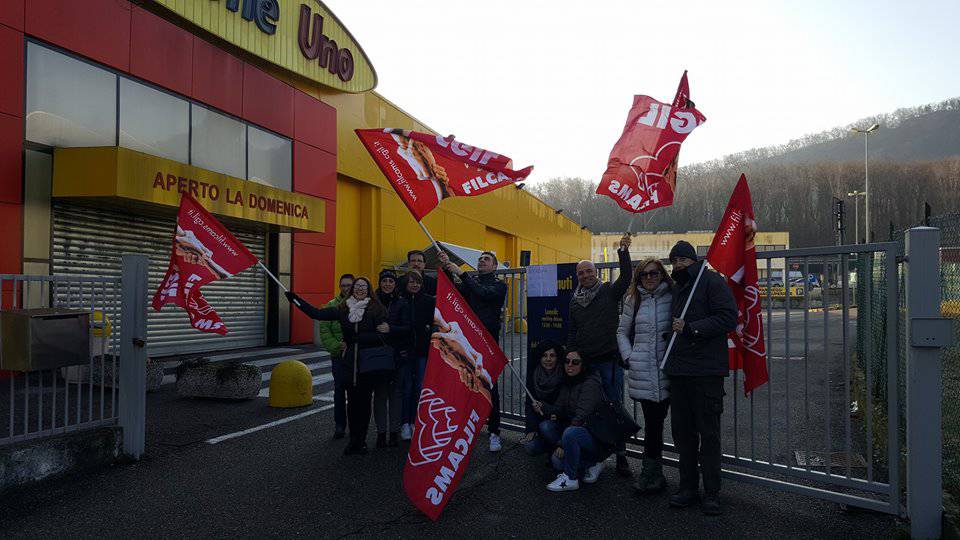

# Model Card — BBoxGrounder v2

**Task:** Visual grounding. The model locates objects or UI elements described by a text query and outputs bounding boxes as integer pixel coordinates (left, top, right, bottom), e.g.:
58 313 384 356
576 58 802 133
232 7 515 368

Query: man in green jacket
318 273 354 439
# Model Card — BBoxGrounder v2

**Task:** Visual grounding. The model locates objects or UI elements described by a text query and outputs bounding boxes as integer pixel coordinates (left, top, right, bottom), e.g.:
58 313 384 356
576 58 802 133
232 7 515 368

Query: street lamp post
847 190 866 243
851 123 879 242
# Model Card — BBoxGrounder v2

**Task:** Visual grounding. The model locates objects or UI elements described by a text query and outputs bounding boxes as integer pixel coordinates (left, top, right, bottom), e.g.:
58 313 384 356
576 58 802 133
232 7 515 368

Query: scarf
346 296 370 323
533 364 563 400
573 280 602 308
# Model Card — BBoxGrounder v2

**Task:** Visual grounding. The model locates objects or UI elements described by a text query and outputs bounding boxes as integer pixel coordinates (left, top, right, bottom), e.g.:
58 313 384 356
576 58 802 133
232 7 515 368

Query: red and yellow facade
0 1 590 350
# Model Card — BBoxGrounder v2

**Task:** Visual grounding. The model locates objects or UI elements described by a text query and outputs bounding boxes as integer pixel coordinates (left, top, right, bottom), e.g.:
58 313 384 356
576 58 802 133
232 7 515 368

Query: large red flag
151 193 258 335
403 271 509 520
706 174 769 395
596 71 706 214
355 129 533 221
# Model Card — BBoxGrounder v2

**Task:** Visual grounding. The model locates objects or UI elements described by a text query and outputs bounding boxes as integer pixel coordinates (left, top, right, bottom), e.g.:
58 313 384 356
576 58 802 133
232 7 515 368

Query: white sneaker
583 462 603 484
547 473 579 492
489 433 502 452
400 424 412 441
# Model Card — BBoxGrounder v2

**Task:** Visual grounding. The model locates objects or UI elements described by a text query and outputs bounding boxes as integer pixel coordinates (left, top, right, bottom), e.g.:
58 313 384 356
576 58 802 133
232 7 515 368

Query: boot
616 454 633 477
376 433 387 448
634 457 667 494
344 438 368 456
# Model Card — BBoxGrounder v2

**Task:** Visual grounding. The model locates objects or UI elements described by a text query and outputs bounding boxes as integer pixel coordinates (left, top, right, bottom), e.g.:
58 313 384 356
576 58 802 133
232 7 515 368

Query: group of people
287 234 737 516
520 235 736 516
285 248 508 456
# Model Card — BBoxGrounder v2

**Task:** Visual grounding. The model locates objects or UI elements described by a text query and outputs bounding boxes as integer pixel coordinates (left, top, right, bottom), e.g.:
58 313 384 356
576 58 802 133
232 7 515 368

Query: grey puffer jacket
617 282 672 402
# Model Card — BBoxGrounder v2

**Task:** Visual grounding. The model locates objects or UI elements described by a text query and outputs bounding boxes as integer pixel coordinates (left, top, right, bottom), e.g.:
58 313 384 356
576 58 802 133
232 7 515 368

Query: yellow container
268 360 313 408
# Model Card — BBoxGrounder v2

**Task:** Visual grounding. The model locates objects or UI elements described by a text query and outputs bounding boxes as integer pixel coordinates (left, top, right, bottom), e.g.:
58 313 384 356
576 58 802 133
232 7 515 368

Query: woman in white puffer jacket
617 257 674 495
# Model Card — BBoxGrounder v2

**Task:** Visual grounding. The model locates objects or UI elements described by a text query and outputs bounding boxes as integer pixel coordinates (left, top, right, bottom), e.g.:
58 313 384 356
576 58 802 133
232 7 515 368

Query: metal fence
1 274 122 447
493 241 905 515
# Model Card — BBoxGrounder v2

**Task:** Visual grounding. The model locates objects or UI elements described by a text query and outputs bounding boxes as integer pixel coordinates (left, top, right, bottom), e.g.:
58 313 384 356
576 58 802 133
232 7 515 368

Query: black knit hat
379 269 398 283
669 241 698 262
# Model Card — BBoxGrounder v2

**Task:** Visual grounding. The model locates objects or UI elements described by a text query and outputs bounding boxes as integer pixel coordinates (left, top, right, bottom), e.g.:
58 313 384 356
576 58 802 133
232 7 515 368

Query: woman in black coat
521 340 565 455
286 277 390 455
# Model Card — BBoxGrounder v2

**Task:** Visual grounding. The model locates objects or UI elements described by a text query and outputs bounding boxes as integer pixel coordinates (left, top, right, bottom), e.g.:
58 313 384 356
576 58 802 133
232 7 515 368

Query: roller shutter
51 202 267 357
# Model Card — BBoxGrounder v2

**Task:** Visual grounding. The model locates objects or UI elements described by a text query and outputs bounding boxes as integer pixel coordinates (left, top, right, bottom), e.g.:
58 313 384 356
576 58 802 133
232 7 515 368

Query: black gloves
285 291 300 305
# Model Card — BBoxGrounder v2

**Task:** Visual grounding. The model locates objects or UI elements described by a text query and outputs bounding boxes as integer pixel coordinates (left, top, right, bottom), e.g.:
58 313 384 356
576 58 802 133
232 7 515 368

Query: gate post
119 254 149 460
905 227 945 538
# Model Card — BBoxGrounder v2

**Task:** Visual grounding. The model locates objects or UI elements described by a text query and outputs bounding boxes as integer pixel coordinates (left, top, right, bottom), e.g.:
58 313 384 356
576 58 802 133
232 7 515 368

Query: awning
52 146 326 232
399 241 508 271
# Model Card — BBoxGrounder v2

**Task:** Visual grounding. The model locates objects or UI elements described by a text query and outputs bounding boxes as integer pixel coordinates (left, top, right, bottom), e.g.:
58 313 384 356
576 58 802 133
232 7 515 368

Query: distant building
591 231 791 280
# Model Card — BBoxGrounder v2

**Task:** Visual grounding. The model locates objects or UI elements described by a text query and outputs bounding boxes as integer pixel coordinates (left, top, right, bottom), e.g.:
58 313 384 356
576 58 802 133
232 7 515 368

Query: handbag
583 391 641 448
358 344 394 374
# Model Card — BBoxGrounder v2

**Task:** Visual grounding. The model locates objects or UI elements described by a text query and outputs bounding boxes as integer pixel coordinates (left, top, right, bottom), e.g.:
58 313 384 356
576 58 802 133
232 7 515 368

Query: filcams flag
403 271 509 520
151 193 257 335
596 71 706 214
706 174 769 395
355 129 533 221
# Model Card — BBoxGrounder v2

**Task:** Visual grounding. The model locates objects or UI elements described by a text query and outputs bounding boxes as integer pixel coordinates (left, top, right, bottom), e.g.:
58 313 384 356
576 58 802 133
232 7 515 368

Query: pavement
1 388 898 538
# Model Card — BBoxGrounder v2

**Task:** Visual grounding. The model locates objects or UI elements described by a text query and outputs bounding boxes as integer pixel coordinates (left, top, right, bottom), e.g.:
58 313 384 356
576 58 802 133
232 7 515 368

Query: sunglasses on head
638 271 662 279
565 358 581 366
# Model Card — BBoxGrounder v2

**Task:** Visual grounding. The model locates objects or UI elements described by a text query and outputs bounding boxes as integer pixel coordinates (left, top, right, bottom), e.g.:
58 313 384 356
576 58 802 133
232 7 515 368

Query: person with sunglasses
438 249 508 452
532 355 606 492
617 258 675 495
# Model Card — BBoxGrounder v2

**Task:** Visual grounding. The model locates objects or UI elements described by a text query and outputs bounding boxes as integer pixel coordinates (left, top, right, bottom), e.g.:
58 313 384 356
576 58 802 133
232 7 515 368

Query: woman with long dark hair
616 257 674 493
286 277 391 455
521 340 565 456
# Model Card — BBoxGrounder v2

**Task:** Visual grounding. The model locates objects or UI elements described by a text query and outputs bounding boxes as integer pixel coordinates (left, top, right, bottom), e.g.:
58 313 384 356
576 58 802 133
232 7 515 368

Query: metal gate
52 202 267 357
492 239 925 518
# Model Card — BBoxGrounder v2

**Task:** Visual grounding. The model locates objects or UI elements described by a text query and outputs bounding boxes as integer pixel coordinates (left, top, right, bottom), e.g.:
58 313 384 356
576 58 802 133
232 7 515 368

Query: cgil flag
355 128 533 221
706 174 769 395
596 71 706 214
151 193 257 335
403 271 509 521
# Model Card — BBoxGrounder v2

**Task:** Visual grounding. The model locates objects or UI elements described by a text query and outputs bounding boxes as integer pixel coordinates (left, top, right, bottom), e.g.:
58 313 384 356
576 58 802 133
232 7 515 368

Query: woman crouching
533 355 607 492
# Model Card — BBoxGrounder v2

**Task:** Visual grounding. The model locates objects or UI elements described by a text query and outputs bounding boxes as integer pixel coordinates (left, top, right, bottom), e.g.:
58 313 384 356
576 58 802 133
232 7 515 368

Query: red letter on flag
596 71 706 214
151 193 258 335
355 129 533 221
403 271 509 520
706 174 769 395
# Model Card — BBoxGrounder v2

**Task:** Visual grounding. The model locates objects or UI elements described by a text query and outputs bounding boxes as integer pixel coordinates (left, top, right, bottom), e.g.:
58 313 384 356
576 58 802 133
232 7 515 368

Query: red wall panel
242 64 294 137
130 7 192 97
0 202 22 274
294 91 336 153
191 37 244 117
0 1 24 31
293 142 336 200
0 113 22 204
0 25 23 118
25 0 131 71
292 242 335 295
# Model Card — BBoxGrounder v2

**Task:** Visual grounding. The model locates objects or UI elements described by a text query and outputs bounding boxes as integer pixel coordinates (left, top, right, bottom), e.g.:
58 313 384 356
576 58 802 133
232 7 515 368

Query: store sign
52 147 325 233
150 0 376 92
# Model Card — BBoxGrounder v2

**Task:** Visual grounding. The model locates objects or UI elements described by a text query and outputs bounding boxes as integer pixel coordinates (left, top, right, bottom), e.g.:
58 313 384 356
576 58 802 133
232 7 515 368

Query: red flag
596 71 706 214
151 193 258 335
706 174 769 395
403 271 509 520
355 129 533 221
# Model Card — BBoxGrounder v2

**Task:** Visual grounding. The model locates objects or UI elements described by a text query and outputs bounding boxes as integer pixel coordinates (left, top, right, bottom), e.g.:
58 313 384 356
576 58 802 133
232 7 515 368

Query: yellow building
592 231 791 279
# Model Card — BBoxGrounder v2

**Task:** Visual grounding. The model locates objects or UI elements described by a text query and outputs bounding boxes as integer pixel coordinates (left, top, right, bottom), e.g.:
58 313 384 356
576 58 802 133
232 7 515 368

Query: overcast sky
327 0 960 182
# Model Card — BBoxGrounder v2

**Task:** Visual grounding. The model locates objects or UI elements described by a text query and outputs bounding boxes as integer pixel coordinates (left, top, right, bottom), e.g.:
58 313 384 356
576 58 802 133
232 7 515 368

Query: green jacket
317 295 345 356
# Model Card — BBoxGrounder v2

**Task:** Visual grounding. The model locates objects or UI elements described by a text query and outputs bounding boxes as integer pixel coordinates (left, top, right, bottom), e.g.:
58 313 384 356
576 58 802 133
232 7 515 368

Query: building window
25 43 117 148
247 126 292 190
119 79 189 163
191 104 246 179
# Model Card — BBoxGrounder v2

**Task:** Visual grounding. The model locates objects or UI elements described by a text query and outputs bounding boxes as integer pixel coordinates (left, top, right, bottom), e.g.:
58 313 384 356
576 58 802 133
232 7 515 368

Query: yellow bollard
269 360 313 408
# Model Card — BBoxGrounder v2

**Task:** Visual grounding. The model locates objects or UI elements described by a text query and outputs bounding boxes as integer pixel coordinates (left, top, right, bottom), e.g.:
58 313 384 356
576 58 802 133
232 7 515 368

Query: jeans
547 425 603 480
525 418 564 455
670 376 724 494
639 398 670 460
593 359 625 453
331 355 347 433
401 356 428 425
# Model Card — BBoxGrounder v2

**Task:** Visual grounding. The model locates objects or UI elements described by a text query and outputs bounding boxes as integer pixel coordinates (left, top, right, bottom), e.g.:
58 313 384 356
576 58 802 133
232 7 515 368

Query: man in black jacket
565 233 633 475
663 241 737 516
439 249 508 452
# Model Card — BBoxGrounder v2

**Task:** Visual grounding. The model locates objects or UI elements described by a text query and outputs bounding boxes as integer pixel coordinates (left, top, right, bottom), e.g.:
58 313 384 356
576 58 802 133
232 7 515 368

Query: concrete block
175 359 261 400
0 427 121 493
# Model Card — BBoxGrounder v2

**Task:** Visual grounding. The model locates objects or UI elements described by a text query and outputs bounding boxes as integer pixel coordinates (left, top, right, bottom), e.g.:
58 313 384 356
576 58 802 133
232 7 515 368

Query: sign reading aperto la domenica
151 0 377 92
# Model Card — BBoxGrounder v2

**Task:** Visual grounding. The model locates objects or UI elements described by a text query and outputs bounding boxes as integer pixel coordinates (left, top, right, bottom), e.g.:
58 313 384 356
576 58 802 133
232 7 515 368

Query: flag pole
257 261 287 292
626 215 636 235
660 261 709 370
416 220 443 254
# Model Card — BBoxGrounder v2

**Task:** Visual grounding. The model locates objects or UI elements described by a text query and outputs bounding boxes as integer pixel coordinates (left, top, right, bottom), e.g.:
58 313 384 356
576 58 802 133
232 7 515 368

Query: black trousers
488 383 501 435
346 372 386 446
669 376 724 494
639 398 670 460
